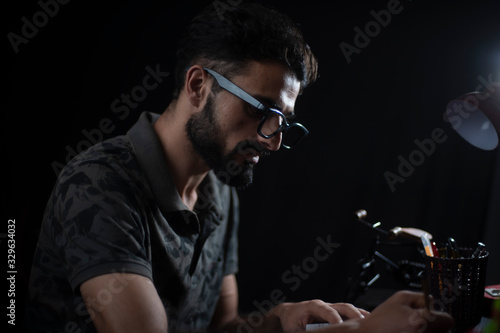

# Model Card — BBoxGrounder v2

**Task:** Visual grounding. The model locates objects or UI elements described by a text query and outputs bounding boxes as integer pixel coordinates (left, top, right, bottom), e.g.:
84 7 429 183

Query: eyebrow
253 94 295 117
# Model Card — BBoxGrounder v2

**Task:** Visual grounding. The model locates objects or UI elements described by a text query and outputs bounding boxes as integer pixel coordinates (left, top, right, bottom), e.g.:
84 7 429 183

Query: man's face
186 61 301 189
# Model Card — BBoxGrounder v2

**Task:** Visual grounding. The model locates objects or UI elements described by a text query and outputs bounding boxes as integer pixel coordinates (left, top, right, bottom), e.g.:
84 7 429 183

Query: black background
5 0 500 329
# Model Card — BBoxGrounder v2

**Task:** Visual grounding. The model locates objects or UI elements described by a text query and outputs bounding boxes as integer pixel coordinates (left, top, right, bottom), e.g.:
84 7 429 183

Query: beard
185 95 265 190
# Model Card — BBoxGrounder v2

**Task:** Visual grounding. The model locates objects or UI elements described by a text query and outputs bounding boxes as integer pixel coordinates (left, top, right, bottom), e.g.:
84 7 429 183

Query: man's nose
258 132 282 152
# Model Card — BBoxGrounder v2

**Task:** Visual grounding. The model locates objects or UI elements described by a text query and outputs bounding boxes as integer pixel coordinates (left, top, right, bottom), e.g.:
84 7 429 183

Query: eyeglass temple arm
203 67 266 111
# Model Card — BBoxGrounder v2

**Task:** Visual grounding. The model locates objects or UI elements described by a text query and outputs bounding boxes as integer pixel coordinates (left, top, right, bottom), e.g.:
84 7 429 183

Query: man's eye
246 105 263 118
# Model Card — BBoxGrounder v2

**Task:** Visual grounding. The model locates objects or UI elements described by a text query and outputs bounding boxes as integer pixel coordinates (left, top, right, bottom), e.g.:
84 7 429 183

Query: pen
431 241 439 257
421 234 434 257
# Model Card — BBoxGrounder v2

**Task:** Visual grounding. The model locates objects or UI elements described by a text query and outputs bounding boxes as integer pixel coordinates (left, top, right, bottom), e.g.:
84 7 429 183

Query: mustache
232 140 271 157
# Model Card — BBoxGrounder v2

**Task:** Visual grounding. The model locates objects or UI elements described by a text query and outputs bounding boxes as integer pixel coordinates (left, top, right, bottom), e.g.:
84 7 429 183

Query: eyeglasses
203 67 309 149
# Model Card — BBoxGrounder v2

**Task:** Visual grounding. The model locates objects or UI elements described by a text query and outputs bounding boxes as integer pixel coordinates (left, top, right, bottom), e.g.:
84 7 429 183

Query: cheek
215 97 258 140
231 117 254 133
221 119 254 156
224 117 259 148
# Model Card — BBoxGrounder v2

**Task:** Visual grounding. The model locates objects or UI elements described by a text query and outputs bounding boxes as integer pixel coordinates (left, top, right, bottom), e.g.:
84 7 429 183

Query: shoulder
53 136 149 207
59 136 138 182
62 135 135 173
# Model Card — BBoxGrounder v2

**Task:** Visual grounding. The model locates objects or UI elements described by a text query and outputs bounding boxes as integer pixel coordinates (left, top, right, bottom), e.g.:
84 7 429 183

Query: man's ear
184 65 211 108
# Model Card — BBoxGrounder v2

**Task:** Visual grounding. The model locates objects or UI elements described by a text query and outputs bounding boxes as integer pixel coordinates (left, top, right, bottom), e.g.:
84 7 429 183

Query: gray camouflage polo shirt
27 112 239 333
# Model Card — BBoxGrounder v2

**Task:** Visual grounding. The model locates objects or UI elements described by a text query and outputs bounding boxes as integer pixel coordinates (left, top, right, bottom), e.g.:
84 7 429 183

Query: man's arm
210 274 250 330
211 274 280 331
80 273 168 333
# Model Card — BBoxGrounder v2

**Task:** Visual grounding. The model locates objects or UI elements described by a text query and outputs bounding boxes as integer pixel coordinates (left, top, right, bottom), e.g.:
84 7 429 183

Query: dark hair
172 1 318 99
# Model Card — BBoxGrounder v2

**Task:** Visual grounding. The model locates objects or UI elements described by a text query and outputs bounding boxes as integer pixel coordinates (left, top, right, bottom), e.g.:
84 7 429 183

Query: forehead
230 61 301 113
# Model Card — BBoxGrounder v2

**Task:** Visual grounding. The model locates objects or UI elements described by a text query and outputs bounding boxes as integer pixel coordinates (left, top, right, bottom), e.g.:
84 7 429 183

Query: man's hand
271 299 369 332
357 290 454 333
266 291 453 333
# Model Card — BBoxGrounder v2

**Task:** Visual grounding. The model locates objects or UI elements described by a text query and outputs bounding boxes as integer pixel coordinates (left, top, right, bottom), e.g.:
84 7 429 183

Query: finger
328 303 367 319
358 308 371 318
305 300 343 324
407 308 454 333
420 309 455 332
409 292 427 309
393 290 427 309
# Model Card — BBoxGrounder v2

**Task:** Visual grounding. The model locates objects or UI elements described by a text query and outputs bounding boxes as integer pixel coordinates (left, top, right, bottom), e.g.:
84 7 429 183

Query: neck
154 101 210 211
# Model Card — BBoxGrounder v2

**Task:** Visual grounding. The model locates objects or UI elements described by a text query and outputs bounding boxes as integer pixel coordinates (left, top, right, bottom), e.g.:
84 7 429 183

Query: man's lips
243 147 261 164
233 141 270 165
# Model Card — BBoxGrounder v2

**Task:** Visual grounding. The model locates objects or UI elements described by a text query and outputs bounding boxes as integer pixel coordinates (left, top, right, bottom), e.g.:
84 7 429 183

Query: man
27 2 453 332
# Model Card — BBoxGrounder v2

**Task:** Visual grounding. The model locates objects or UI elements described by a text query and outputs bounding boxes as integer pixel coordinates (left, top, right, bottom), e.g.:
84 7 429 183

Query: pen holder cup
424 248 489 332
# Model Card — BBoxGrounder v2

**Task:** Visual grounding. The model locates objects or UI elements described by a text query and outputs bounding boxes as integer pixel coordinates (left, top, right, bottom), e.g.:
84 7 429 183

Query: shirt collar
127 112 224 222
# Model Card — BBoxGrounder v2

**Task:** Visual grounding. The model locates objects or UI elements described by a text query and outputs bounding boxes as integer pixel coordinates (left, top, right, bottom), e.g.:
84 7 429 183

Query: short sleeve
53 159 152 293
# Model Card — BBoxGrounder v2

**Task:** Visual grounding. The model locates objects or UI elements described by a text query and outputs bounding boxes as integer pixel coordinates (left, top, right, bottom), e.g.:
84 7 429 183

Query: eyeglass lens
260 112 284 137
282 124 306 148
260 111 307 148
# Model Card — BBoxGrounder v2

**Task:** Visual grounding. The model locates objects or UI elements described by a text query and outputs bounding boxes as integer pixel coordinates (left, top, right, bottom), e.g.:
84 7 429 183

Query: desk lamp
445 82 500 150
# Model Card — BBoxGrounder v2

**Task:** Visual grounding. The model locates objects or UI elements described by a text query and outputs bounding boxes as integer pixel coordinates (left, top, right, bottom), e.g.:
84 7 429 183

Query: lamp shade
445 82 500 150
